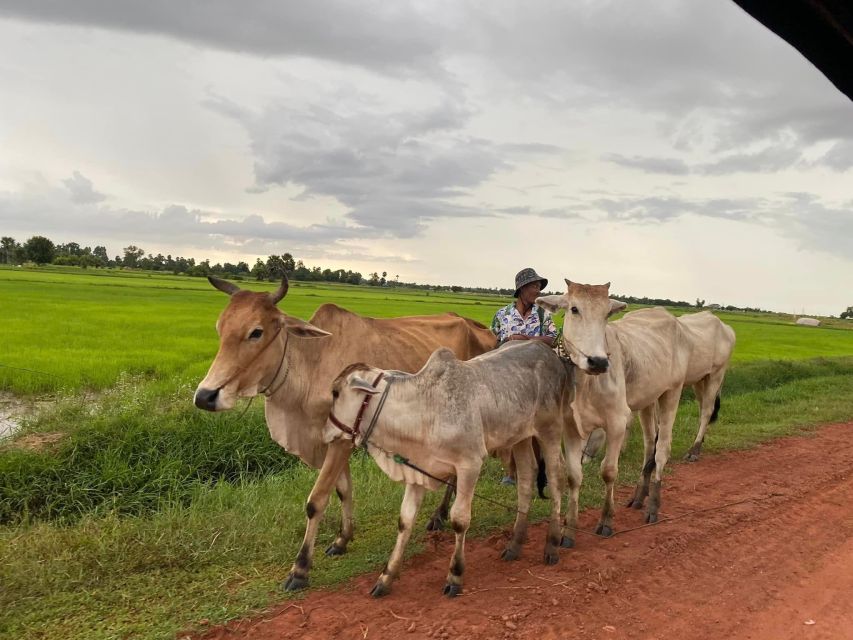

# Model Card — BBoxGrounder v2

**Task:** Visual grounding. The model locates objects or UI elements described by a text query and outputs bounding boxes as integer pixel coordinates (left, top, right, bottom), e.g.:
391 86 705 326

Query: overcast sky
1 1 851 315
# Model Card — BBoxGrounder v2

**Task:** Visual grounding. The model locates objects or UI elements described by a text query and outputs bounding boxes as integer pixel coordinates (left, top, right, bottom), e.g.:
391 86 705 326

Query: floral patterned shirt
490 303 558 345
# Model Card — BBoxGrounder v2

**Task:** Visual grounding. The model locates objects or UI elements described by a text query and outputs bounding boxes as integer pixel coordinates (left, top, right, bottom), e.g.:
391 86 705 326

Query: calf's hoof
543 550 559 566
426 516 445 531
443 583 462 598
325 543 346 557
283 573 309 592
560 536 575 549
594 524 614 538
370 581 391 598
645 512 659 524
500 546 520 561
684 452 700 462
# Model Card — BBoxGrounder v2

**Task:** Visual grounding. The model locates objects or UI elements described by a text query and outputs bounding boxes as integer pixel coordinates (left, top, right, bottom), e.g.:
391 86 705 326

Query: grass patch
2 358 853 639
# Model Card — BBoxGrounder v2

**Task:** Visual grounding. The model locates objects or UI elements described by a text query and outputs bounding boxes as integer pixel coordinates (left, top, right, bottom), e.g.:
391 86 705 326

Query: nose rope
561 330 611 364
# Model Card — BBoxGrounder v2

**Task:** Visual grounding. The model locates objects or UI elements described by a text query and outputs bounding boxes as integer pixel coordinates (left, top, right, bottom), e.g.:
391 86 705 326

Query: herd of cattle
194 275 736 598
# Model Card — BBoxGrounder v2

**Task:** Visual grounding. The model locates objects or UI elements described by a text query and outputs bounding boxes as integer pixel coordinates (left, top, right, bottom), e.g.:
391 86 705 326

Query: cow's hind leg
444 466 480 597
285 440 352 592
326 464 354 556
426 482 455 531
370 483 426 597
595 413 629 537
646 387 682 524
685 369 726 462
627 405 657 509
501 440 535 562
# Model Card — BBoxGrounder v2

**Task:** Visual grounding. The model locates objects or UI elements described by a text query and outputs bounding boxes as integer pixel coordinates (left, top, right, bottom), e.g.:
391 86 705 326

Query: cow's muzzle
194 387 221 411
586 356 610 374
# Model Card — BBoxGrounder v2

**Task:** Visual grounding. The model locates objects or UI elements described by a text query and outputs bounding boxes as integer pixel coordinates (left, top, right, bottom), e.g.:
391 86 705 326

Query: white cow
537 281 692 539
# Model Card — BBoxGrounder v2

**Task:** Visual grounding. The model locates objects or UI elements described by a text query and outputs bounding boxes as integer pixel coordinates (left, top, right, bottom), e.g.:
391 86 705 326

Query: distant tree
122 245 145 268
24 235 55 264
251 258 268 281
841 306 853 320
695 298 705 308
79 254 100 269
266 255 287 280
368 271 380 286
380 271 387 286
0 236 18 264
281 253 295 274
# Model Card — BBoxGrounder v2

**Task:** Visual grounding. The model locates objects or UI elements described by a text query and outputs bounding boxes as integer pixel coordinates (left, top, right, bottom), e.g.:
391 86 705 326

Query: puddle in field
0 391 53 441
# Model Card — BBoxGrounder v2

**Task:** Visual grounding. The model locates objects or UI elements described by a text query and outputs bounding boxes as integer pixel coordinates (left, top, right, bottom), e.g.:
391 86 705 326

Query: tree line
2 234 827 314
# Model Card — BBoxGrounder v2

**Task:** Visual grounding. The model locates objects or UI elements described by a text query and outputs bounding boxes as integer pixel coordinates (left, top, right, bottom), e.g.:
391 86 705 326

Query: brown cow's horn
270 274 289 304
208 276 241 296
564 278 572 287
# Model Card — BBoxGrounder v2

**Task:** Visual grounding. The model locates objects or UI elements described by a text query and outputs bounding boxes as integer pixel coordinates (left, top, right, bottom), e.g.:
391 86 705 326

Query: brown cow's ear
208 276 241 295
283 315 331 338
607 299 627 317
349 377 380 395
269 275 290 304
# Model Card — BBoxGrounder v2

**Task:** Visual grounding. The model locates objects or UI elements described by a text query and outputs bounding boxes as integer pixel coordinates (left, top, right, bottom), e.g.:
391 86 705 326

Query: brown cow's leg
595 412 629 537
627 405 657 508
426 481 455 531
444 466 480 597
501 440 535 561
370 483 426 597
326 464 354 556
562 423 584 549
646 386 682 524
284 439 353 591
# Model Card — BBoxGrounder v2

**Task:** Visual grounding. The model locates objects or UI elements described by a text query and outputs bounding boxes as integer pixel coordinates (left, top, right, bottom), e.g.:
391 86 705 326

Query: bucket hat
513 268 548 297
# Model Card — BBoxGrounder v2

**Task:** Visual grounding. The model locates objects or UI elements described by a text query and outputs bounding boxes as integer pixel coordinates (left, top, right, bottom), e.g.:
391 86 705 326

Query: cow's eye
249 328 263 340
571 306 579 315
332 390 339 399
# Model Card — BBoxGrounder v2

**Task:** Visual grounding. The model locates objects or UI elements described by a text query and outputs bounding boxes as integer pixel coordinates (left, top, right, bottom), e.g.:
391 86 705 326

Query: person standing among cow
491 268 559 485
491 267 558 348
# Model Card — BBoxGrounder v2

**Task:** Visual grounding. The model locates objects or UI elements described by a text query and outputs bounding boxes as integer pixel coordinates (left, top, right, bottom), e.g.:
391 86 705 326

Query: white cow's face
325 364 384 441
537 279 626 375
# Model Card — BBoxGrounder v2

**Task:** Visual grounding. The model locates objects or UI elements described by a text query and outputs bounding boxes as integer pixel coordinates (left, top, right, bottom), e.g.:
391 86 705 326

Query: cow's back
677 311 736 383
611 307 692 410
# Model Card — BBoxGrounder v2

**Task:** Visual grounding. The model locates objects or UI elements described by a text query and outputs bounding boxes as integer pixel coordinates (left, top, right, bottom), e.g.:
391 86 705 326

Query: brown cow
193 275 496 576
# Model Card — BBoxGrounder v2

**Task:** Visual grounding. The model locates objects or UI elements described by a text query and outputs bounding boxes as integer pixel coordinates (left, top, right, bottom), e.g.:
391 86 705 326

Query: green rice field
1 265 852 640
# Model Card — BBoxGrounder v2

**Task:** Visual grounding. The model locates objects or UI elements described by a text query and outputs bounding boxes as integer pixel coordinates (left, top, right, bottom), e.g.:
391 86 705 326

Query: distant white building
796 317 821 327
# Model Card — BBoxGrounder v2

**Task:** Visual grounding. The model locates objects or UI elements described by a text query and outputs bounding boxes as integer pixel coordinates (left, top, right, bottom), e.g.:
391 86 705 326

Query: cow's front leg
501 440 535 561
561 430 584 549
426 481 455 531
595 412 629 537
370 483 426 597
444 466 480 597
284 439 353 591
325 464 354 556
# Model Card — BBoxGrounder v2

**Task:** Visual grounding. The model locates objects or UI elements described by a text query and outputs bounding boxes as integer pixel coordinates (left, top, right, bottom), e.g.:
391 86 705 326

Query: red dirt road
197 422 853 640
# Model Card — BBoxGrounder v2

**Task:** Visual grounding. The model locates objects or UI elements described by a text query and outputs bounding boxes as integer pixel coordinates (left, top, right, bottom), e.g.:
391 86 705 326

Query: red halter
328 372 385 438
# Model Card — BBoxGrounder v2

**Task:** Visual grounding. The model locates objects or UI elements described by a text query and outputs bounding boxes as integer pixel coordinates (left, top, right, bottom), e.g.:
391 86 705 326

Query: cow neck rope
561 331 611 364
260 331 291 397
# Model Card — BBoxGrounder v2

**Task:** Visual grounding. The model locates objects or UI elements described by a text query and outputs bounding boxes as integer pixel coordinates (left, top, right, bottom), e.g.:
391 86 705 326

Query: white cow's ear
536 294 565 313
349 377 380 395
283 315 332 338
607 299 627 317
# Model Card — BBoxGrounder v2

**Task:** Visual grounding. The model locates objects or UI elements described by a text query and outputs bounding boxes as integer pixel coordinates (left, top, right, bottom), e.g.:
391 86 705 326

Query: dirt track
197 422 853 640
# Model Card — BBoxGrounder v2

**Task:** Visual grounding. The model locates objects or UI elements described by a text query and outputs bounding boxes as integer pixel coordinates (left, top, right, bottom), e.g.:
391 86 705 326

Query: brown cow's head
537 279 626 375
194 275 330 411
